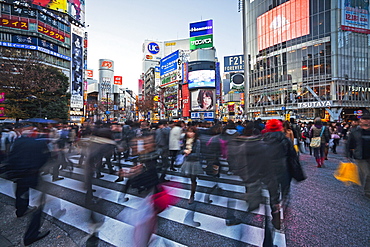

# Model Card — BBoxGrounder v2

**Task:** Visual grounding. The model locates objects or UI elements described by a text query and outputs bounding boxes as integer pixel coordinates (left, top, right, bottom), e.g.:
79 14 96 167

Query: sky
85 0 243 94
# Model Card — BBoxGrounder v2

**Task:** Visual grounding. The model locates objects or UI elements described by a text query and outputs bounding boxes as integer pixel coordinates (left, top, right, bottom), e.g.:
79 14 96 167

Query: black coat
6 136 50 180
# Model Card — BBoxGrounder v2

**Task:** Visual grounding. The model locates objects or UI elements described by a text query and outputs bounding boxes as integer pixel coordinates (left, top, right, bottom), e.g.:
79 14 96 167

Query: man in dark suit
6 125 51 245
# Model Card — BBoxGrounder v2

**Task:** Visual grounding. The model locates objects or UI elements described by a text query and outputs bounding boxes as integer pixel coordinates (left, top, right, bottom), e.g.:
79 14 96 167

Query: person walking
181 126 203 205
309 118 330 168
346 114 370 199
156 120 170 182
168 121 182 171
5 124 51 246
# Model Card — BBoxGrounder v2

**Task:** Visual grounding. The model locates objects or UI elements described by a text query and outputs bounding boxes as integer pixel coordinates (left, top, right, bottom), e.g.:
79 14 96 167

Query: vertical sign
70 25 84 110
182 84 190 117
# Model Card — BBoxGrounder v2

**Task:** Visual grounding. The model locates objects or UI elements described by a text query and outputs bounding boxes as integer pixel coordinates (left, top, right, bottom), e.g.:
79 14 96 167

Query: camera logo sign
147 42 160 54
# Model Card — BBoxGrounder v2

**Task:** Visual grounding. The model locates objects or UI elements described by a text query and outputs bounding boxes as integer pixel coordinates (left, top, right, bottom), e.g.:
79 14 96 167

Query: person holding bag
180 126 203 205
309 117 330 168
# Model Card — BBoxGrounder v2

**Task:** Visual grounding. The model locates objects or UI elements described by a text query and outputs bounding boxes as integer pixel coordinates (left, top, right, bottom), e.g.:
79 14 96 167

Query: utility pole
106 91 109 122
241 0 250 119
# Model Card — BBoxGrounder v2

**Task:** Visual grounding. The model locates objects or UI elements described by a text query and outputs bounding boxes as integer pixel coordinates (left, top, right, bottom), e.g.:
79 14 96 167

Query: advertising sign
114 76 122 85
189 20 213 37
100 60 114 70
1 18 28 30
341 0 370 34
215 62 221 96
160 50 179 76
29 0 67 13
191 89 215 111
68 0 85 23
190 34 213 50
190 112 214 119
0 107 4 117
70 25 83 110
38 22 65 42
147 42 160 55
257 0 310 51
0 93 5 103
182 62 188 85
224 55 244 72
182 84 190 117
188 70 215 89
86 69 93 78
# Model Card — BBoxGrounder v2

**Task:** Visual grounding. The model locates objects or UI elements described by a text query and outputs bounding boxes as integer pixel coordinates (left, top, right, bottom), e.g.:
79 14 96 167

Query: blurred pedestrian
346 115 370 198
309 118 330 168
169 121 182 171
5 124 51 245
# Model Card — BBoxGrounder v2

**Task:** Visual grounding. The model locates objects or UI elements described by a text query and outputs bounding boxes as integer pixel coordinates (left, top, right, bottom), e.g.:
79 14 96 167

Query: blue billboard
189 19 213 37
160 50 179 76
224 55 244 72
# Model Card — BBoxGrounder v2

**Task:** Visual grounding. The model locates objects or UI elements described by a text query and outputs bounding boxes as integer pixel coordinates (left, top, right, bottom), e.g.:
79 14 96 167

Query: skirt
181 160 204 176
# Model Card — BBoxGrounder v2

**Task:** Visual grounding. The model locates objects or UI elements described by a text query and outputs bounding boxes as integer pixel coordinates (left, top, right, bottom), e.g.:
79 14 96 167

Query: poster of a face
191 89 215 111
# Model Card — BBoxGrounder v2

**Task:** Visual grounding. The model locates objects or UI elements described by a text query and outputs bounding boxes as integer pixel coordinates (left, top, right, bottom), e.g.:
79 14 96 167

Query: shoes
52 177 64 182
115 177 124 182
333 151 337 154
17 206 38 218
226 218 242 226
170 167 177 171
188 195 195 204
159 178 170 183
96 174 104 179
184 219 201 227
24 230 50 246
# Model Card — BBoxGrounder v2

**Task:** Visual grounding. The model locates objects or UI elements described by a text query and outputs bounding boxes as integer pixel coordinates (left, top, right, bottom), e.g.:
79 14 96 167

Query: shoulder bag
310 127 325 148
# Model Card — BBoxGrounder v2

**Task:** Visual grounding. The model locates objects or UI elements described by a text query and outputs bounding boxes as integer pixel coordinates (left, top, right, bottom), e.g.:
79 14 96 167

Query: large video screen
188 70 215 89
257 0 310 51
191 89 215 111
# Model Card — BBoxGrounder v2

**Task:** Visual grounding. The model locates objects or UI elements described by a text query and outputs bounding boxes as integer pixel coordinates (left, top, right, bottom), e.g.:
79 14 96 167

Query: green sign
190 34 213 50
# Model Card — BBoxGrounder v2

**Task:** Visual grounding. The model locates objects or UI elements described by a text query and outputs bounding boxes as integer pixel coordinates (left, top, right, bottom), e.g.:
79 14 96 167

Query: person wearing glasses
346 114 370 199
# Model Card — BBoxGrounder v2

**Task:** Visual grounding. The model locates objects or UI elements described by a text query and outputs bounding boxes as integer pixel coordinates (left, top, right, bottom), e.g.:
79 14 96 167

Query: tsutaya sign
297 101 332 108
190 34 213 50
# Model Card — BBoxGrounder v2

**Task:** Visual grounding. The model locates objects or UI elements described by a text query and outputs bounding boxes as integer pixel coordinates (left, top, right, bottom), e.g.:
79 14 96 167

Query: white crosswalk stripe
0 153 287 247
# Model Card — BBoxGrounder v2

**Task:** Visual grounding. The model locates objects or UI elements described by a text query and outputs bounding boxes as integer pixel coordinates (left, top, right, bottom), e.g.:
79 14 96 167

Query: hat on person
265 119 283 132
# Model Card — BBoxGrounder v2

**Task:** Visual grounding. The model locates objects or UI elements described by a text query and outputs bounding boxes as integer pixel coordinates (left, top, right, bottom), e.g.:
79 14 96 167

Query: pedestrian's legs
189 175 197 204
15 181 29 217
159 150 169 181
356 159 370 197
169 150 178 171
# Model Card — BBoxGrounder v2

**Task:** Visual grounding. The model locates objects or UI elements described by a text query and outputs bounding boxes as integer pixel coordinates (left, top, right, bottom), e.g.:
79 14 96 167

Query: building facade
0 0 85 121
244 0 370 121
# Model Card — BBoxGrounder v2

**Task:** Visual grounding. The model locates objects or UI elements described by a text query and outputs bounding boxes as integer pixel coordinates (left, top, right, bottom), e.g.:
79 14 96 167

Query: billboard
100 60 114 71
188 70 215 89
224 55 244 72
257 0 310 51
190 20 213 37
190 34 213 50
341 0 370 34
114 76 122 85
191 89 215 111
29 0 67 13
160 50 179 76
70 25 84 109
182 84 190 117
86 69 93 78
68 0 85 23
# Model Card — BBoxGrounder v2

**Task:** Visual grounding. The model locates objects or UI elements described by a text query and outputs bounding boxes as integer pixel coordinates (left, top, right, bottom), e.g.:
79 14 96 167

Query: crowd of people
0 114 369 246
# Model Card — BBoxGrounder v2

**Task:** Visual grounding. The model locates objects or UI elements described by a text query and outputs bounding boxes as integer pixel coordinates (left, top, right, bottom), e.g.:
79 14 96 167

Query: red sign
101 61 113 69
257 0 310 51
86 70 93 78
114 76 123 85
38 23 65 42
182 84 190 117
138 79 144 95
1 18 28 30
0 93 5 103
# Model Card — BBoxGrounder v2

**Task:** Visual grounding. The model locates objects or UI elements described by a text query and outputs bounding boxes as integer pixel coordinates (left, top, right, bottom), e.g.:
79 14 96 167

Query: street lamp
28 95 42 118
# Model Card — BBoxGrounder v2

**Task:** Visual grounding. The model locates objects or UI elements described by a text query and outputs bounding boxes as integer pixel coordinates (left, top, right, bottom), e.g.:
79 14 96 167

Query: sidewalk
284 139 370 246
0 188 79 247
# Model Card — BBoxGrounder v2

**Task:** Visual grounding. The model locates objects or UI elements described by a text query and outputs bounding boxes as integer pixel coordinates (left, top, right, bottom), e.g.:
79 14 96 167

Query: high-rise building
0 0 85 121
244 0 370 121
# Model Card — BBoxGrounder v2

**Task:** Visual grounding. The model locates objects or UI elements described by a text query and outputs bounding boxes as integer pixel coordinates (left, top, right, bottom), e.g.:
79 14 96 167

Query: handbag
310 127 325 148
331 133 340 139
175 154 185 165
334 161 361 186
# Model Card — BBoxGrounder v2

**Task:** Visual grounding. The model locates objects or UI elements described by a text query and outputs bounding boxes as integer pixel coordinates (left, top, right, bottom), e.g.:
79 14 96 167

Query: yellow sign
285 114 290 121
153 96 159 102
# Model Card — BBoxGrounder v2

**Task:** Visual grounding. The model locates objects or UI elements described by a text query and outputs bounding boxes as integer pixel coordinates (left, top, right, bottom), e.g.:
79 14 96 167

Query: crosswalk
0 153 286 247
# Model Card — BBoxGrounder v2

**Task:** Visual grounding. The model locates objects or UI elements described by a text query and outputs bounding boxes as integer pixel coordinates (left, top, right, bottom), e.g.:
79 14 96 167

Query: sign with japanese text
0 93 5 103
189 34 213 50
341 0 370 34
114 76 123 85
38 22 65 42
70 25 84 110
86 70 93 78
160 50 179 76
1 18 28 30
